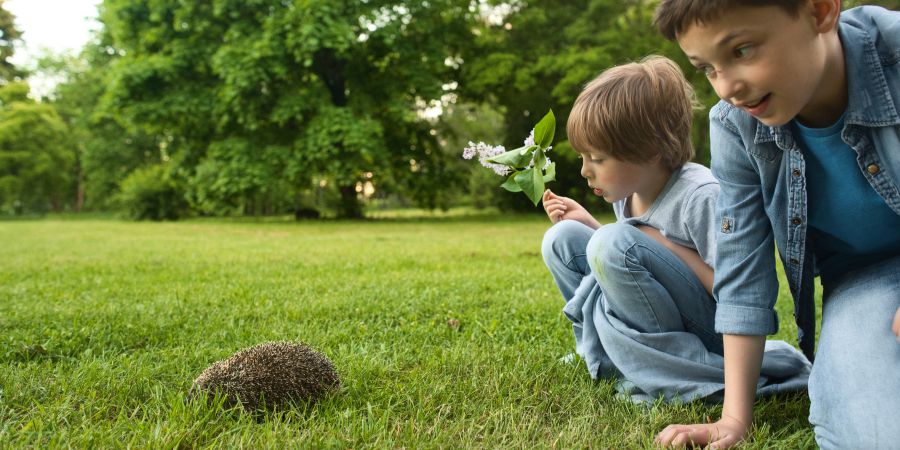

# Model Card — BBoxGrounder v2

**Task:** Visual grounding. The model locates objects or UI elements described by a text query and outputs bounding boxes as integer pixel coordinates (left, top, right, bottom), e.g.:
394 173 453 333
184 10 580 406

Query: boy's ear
809 0 841 34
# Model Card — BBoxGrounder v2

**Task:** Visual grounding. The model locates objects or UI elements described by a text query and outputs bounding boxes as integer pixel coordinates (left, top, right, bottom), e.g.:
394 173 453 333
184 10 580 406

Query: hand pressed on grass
654 414 748 449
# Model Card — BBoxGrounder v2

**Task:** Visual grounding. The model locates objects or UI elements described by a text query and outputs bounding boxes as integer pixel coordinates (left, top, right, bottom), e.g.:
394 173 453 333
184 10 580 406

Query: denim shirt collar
753 17 900 148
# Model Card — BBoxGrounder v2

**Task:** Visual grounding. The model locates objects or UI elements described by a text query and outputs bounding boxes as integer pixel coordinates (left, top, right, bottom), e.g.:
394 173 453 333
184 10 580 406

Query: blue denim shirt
709 6 900 359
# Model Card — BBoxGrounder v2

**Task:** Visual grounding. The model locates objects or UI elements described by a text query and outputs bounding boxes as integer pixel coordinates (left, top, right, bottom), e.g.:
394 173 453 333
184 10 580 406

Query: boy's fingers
709 436 737 450
654 425 679 445
655 425 709 448
546 208 565 220
545 200 566 210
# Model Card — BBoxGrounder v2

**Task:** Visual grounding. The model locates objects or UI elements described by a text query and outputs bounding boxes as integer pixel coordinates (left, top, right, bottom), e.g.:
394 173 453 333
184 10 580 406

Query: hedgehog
191 341 340 411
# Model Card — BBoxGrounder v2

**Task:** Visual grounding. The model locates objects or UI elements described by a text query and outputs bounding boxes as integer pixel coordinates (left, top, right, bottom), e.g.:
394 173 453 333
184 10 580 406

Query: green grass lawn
0 215 816 448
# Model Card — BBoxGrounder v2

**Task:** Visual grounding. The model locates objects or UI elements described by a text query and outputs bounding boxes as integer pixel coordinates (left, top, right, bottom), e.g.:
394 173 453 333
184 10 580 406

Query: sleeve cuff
715 304 778 336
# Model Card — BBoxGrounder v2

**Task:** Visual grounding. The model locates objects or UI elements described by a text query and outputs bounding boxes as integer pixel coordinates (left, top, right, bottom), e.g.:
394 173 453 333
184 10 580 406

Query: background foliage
1 0 897 218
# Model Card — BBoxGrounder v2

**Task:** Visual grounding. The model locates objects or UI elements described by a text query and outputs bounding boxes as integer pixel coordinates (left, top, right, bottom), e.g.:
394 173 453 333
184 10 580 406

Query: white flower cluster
522 128 552 170
526 156 553 171
523 128 552 153
463 128 552 177
462 141 511 176
523 129 535 147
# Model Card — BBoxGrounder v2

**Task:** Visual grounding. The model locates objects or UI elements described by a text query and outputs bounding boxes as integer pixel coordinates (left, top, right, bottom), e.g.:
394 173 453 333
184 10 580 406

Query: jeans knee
813 416 900 450
810 337 900 449
586 223 639 275
542 220 592 268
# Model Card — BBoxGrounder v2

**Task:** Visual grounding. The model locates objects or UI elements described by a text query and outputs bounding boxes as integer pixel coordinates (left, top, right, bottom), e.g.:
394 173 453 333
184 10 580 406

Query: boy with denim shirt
541 56 810 403
654 1 900 448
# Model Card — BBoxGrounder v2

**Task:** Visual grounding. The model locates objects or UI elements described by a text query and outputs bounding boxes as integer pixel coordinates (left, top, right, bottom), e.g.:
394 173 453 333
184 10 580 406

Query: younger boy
653 1 900 448
541 56 810 403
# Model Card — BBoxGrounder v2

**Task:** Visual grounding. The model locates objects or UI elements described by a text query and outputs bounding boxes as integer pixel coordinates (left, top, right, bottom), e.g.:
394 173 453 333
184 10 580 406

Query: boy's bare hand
893 306 900 344
542 190 600 229
655 415 747 449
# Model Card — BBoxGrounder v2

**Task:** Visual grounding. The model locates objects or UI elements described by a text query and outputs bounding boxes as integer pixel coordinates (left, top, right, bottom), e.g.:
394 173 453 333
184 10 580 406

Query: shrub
117 164 188 220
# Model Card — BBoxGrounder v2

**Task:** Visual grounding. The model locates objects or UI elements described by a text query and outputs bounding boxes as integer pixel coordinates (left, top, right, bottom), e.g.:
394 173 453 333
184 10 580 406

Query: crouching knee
586 223 641 275
814 419 900 450
541 220 593 267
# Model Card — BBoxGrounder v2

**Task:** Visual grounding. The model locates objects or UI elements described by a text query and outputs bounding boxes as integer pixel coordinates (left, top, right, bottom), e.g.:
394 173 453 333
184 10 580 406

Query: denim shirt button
867 164 880 175
789 258 800 264
792 168 801 177
791 217 802 225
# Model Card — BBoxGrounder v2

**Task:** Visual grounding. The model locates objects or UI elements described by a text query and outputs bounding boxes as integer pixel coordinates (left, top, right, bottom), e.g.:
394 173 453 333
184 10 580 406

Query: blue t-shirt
793 114 900 284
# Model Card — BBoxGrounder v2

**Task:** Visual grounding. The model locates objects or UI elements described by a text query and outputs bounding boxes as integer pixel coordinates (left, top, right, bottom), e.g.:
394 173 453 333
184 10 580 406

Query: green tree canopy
34 0 896 218
0 0 23 82
0 82 72 213
39 44 160 212
97 0 481 217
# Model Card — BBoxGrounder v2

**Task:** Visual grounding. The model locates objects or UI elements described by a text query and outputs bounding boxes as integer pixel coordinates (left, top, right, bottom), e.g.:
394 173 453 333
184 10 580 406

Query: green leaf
486 145 536 169
513 169 535 204
531 164 545 205
513 168 543 206
533 148 546 172
500 172 522 192
532 109 555 150
542 162 556 183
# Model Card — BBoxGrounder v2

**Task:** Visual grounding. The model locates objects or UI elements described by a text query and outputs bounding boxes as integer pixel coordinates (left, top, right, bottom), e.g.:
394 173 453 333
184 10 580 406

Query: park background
4 0 893 220
1 0 897 448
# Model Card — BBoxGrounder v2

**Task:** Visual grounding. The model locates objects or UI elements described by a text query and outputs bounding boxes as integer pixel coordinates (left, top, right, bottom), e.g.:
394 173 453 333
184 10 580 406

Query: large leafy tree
0 0 23 82
0 4 71 213
41 44 160 212
98 0 479 218
0 82 72 213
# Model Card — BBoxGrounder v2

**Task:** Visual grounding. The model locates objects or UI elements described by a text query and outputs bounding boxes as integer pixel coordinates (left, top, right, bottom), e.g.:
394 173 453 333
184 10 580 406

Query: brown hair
566 55 698 171
654 0 806 40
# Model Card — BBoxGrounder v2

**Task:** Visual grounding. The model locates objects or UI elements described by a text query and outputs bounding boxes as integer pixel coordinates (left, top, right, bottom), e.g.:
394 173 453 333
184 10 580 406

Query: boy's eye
734 45 754 59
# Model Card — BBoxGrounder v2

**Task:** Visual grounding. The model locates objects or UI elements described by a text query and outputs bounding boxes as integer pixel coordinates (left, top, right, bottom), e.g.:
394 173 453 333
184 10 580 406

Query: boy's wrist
720 411 750 434
721 334 766 430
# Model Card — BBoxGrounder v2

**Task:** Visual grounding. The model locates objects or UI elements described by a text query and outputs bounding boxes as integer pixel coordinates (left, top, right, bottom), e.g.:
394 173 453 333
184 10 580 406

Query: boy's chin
750 103 802 127
601 193 622 204
752 112 794 128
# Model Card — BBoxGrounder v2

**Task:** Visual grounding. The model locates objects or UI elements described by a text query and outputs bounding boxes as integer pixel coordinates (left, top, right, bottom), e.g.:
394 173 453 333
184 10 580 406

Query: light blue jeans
809 254 900 450
542 220 811 403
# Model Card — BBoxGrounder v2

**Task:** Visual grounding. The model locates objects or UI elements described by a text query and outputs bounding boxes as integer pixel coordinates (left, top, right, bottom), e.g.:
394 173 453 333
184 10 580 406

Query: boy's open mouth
742 94 771 116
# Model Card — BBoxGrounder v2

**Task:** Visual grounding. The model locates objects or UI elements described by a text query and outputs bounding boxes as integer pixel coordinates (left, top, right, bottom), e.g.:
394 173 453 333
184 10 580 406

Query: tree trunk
75 160 84 212
315 49 362 219
313 48 347 107
337 184 362 219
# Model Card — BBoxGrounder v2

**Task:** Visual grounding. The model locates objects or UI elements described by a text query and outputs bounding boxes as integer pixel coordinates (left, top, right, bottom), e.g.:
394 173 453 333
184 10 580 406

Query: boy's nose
713 72 745 104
